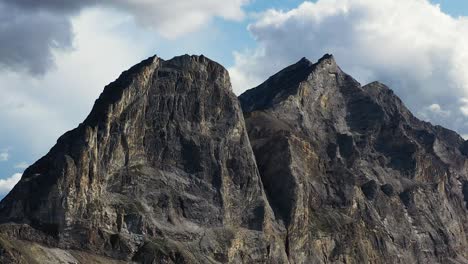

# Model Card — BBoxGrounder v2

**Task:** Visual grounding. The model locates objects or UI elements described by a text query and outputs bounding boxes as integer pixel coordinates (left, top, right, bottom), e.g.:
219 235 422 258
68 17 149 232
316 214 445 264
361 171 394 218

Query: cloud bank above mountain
229 0 468 135
0 0 249 74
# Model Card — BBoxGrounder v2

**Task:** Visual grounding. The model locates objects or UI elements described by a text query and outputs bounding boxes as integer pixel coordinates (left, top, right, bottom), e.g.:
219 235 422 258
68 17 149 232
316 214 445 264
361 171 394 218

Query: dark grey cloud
0 2 73 74
2 0 95 13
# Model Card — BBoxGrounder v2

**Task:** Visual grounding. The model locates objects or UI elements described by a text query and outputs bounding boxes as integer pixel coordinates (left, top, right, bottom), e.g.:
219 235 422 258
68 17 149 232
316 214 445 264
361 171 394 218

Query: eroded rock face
0 53 467 264
240 54 468 264
0 55 286 263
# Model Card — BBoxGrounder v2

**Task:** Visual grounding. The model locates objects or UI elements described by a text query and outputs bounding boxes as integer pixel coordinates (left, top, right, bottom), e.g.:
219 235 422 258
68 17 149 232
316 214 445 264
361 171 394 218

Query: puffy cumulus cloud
229 0 468 135
0 0 248 74
0 173 21 197
0 149 8 161
430 104 451 116
428 104 449 116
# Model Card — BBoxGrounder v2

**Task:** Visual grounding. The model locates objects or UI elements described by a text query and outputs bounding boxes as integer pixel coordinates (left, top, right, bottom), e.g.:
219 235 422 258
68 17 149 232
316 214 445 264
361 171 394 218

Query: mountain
0 55 286 263
239 55 468 263
0 54 467 263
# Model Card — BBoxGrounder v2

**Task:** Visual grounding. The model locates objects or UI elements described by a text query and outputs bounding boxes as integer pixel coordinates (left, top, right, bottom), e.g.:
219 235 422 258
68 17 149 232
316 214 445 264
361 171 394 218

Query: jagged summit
0 54 467 264
315 53 336 64
297 53 335 66
240 54 468 263
80 54 228 127
240 54 428 134
0 53 278 263
239 54 342 112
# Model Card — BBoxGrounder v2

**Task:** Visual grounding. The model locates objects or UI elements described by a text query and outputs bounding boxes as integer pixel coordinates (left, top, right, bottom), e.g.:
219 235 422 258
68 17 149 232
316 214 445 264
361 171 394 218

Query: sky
1 0 468 198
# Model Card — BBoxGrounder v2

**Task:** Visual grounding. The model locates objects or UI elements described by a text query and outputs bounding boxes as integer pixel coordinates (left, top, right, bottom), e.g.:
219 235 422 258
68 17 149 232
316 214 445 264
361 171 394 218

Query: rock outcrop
240 55 468 263
0 53 467 263
0 55 285 263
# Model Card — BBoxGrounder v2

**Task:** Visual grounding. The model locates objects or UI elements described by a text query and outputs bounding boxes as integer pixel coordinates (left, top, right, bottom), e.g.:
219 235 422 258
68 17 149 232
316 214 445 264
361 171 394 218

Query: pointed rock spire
239 54 342 112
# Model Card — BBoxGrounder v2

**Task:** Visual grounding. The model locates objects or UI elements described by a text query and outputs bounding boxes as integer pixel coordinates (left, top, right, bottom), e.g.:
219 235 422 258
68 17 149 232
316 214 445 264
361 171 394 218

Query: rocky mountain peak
0 54 467 264
314 53 337 68
240 54 468 263
239 54 341 112
0 53 280 263
296 53 337 68
80 54 229 128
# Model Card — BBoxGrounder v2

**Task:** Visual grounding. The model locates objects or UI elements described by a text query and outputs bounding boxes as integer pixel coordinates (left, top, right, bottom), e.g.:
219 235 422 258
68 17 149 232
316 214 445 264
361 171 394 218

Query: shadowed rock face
0 53 467 264
240 54 468 264
0 55 286 263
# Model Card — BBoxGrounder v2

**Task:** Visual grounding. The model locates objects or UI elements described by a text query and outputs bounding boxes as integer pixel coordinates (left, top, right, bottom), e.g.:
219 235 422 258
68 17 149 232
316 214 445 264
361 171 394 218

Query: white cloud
428 103 451 117
105 0 249 39
418 103 451 122
460 98 468 117
0 173 21 196
0 149 9 161
14 162 29 170
229 0 468 135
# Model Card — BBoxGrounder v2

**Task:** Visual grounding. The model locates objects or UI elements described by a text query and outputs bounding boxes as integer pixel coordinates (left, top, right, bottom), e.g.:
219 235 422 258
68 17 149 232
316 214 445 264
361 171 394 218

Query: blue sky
2 0 468 198
432 0 468 17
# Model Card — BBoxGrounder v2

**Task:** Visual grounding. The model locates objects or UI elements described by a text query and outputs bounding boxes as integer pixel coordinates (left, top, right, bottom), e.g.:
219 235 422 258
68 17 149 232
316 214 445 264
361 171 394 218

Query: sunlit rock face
0 54 467 264
240 54 468 264
0 55 286 263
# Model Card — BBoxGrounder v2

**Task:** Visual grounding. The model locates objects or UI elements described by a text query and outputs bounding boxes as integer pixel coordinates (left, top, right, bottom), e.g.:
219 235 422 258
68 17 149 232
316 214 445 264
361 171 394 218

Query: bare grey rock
0 53 467 264
240 54 468 264
0 55 285 263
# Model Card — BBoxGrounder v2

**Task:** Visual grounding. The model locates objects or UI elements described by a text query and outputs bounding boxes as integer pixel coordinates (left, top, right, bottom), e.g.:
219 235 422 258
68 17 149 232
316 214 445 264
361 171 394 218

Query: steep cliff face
240 55 468 264
0 53 467 264
0 55 286 263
